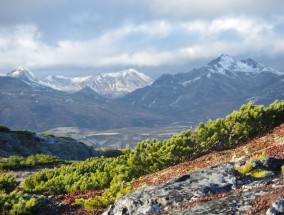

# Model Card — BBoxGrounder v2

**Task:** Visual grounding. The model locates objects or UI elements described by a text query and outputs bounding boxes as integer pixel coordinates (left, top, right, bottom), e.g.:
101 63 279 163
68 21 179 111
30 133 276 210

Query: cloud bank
0 0 283 76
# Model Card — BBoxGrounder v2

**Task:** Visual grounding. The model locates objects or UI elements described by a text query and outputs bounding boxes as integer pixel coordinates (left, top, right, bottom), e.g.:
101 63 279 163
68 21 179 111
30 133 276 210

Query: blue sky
0 0 283 78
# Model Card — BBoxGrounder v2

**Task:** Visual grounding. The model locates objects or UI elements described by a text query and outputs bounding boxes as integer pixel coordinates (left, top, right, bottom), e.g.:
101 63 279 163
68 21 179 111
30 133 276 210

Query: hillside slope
34 122 284 215
2 101 284 215
0 127 101 160
105 124 284 215
0 76 167 131
122 55 284 124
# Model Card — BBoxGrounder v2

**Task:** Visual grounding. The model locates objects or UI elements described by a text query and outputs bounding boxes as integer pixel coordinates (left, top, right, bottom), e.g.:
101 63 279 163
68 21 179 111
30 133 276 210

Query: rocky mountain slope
122 54 284 124
7 67 153 98
2 55 284 134
0 127 101 160
103 124 284 215
0 76 167 131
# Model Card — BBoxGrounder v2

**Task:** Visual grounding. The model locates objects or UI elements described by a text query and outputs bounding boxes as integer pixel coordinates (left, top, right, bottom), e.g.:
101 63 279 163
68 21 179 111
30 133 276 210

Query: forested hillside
1 100 284 214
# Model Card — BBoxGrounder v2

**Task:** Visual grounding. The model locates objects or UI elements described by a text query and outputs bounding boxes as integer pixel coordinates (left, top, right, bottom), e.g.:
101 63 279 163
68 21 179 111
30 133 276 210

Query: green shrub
0 125 11 133
0 191 45 215
41 133 55 137
0 174 19 193
235 162 255 175
250 151 267 161
250 170 273 178
75 182 132 210
13 130 35 136
235 152 274 179
0 154 65 170
102 149 123 158
22 100 284 210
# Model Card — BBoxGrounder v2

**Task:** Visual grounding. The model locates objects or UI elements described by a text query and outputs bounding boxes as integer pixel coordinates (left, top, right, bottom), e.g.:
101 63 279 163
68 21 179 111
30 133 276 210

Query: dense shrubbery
0 191 45 215
24 157 114 195
23 100 284 209
0 174 45 214
0 125 11 133
0 174 19 194
12 130 35 136
0 154 65 170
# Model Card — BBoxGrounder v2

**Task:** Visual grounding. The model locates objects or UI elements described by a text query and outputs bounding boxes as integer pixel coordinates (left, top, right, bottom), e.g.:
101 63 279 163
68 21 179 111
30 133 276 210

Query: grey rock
0 131 101 160
103 163 236 215
179 189 270 215
266 199 284 215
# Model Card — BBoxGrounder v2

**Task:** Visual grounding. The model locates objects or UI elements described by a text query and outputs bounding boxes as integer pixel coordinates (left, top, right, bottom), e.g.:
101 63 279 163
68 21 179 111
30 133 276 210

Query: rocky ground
31 124 284 214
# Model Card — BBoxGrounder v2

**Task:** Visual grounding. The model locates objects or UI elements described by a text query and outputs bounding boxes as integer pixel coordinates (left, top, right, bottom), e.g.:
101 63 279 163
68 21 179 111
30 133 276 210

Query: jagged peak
207 54 235 66
206 54 280 75
7 66 37 82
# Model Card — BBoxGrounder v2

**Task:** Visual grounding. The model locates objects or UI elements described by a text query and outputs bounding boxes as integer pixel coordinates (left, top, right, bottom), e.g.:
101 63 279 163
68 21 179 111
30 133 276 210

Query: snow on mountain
7 67 38 83
43 75 93 92
42 69 153 98
122 54 284 113
90 69 153 97
206 54 280 76
6 68 153 98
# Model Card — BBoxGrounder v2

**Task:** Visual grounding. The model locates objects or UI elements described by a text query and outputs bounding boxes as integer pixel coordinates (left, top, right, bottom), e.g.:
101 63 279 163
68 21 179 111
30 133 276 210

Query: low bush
0 191 45 215
0 174 19 194
0 125 11 133
0 154 65 170
22 100 284 209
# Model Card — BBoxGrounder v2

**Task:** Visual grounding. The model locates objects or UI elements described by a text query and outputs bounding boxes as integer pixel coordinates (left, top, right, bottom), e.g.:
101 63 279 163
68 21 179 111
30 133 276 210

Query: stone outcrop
0 131 101 160
103 158 284 215
266 199 284 215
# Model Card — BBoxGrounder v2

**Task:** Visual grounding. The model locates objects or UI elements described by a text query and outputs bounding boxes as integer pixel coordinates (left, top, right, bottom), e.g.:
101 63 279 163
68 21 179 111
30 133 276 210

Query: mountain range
122 54 284 123
7 68 153 98
0 75 166 132
1 54 284 134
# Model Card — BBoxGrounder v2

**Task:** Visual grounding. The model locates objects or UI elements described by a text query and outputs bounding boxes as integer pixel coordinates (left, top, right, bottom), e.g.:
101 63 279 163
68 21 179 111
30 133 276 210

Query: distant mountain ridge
122 54 284 123
1 54 284 133
0 75 166 132
6 68 153 98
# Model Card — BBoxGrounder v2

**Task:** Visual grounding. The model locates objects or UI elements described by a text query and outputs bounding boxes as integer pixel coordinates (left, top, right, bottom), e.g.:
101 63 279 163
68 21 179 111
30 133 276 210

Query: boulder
103 163 236 215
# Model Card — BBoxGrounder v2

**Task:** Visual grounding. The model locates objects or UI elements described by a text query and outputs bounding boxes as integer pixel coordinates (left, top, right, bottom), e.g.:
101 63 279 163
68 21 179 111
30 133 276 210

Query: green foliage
75 182 132 209
41 133 55 137
250 170 273 178
0 191 45 215
13 130 35 136
0 174 19 194
24 157 114 195
235 162 255 175
250 151 267 161
102 149 123 158
235 151 273 178
0 154 65 170
0 125 11 133
282 165 284 174
22 100 284 210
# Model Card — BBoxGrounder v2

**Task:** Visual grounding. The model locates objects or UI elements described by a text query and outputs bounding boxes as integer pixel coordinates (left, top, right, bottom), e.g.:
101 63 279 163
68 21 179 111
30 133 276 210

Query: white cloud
150 0 284 20
182 17 272 36
0 14 283 73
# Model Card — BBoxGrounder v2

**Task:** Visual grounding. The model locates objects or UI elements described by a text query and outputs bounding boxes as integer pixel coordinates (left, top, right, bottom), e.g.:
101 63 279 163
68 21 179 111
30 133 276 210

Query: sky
0 0 283 79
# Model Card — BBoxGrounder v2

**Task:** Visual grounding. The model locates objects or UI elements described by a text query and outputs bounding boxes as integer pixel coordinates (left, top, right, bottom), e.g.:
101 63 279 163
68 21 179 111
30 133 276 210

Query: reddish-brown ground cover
132 124 284 190
38 124 284 214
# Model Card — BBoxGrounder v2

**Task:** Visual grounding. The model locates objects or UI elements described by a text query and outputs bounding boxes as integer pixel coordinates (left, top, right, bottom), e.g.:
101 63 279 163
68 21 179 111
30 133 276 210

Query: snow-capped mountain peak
99 69 153 84
207 54 279 76
91 69 153 98
43 75 93 92
7 67 153 98
7 67 38 83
